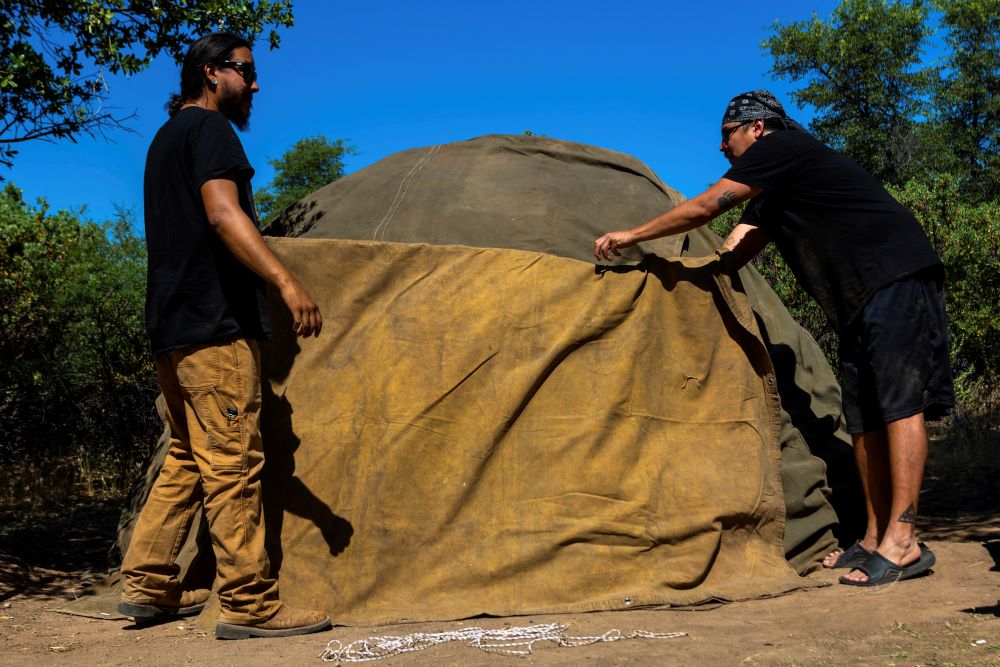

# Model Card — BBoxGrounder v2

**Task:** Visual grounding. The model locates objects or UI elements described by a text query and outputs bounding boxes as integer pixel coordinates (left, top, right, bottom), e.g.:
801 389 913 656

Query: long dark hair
165 32 251 116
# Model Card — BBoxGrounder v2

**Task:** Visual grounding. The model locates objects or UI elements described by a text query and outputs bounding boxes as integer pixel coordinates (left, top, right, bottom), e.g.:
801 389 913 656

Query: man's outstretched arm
594 178 761 261
201 176 323 337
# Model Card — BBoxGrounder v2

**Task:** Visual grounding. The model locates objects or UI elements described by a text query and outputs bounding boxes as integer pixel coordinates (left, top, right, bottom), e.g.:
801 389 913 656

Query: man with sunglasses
594 89 953 587
118 33 331 639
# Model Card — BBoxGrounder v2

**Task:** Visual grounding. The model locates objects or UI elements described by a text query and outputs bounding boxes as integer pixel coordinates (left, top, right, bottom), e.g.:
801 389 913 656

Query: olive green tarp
62 134 862 626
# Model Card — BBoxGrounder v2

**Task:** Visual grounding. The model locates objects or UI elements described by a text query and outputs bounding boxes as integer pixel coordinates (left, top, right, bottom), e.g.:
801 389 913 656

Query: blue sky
7 0 848 224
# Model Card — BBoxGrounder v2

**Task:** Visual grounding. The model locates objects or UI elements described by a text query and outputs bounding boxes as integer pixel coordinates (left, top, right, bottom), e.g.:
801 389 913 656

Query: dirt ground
1 475 998 666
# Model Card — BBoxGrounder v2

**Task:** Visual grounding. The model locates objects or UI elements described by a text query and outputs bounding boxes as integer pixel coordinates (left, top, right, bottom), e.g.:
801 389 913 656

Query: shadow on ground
0 499 119 601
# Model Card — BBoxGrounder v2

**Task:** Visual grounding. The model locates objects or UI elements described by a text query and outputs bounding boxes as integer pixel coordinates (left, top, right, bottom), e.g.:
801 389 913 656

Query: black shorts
838 271 955 434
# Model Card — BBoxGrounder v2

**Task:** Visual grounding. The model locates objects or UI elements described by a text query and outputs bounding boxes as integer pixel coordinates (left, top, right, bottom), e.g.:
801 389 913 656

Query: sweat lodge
67 134 862 626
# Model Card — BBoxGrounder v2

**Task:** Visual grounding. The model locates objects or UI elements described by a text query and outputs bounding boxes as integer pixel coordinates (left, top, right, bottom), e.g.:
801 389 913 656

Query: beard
218 86 253 131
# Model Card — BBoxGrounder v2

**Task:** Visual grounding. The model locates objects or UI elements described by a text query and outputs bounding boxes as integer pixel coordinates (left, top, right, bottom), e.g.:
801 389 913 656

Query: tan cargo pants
121 337 281 624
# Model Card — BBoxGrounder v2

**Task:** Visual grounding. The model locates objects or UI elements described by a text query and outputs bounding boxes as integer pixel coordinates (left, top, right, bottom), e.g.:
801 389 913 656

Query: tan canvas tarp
257 239 817 624
267 134 858 567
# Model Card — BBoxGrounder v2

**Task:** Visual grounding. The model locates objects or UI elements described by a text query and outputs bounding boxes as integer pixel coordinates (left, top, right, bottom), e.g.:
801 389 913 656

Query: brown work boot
215 605 332 640
118 588 211 625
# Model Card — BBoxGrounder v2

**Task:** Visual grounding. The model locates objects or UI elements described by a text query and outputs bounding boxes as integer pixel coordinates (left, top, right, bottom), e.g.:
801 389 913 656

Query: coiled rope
320 622 687 662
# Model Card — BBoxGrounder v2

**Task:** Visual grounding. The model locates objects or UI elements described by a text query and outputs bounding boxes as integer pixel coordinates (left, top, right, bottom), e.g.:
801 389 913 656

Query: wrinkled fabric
258 239 816 624
266 133 850 571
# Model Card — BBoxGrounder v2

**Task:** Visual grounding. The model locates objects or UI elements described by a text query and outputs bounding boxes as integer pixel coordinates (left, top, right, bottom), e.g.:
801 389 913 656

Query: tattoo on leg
717 190 737 212
897 503 917 524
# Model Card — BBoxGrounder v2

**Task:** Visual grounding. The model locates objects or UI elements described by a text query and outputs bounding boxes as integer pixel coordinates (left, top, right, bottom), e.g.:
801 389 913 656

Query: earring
212 79 218 84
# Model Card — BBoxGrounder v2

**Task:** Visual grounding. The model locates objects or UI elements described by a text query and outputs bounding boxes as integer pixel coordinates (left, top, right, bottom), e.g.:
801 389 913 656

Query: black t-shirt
144 107 270 354
723 130 941 330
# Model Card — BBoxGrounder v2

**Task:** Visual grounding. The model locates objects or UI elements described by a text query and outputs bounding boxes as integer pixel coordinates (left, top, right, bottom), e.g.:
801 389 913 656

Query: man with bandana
594 89 953 587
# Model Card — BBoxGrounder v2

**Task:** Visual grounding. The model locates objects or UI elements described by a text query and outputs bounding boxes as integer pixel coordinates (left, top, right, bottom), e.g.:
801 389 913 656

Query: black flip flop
839 544 936 587
827 541 872 569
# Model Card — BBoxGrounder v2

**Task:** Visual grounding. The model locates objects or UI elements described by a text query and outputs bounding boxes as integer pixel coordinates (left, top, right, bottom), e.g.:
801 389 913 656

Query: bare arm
594 178 762 261
201 177 322 337
720 223 771 271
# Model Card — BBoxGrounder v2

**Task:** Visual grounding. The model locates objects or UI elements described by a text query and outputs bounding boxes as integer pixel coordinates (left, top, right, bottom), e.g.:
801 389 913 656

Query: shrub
888 177 1000 385
0 183 159 509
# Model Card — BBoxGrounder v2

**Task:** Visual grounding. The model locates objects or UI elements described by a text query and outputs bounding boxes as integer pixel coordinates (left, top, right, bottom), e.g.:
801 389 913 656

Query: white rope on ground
319 622 687 662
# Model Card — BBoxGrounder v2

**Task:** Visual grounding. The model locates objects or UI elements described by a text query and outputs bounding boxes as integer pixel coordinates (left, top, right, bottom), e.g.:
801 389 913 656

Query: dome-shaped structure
93 135 860 628
265 133 688 263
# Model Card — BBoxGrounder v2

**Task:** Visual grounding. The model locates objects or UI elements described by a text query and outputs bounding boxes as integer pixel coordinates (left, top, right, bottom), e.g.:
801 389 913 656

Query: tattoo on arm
897 503 917 524
717 190 737 212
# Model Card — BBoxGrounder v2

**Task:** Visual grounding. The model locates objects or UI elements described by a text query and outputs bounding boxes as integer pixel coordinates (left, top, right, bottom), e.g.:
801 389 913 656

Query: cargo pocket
209 424 246 471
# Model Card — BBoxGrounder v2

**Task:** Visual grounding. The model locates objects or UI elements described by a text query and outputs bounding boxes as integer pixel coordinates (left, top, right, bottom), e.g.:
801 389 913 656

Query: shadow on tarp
262 198 324 239
261 295 355 578
758 323 866 547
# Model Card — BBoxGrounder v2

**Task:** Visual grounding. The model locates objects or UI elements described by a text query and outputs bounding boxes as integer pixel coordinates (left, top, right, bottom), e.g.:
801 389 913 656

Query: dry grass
926 386 1000 514
0 454 137 514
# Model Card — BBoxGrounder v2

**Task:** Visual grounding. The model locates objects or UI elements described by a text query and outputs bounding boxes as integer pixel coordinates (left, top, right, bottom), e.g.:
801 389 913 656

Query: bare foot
822 549 844 568
822 539 876 569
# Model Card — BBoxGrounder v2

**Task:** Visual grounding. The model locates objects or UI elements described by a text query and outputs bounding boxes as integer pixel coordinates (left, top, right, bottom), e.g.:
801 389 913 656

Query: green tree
765 0 1000 198
888 176 1000 380
932 0 1000 201
764 0 935 186
0 183 157 507
0 1 294 168
255 135 356 223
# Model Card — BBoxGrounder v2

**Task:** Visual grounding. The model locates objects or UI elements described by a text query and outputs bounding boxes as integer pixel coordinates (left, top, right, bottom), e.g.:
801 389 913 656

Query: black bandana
723 89 806 132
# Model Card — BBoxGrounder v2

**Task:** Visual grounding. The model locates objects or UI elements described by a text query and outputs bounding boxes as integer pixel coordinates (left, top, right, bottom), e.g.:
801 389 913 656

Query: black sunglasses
721 120 752 143
217 60 257 84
